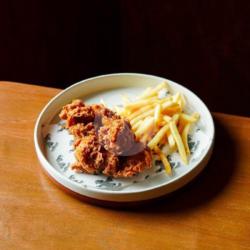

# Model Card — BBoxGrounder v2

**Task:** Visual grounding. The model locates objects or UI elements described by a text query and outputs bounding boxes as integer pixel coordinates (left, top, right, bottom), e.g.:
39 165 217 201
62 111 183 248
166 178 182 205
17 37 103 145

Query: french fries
130 109 155 126
154 146 172 175
167 132 176 150
128 104 154 120
115 81 200 174
169 121 188 164
138 81 168 99
148 124 169 149
135 117 154 137
182 123 191 156
124 97 159 110
132 120 142 131
154 104 162 126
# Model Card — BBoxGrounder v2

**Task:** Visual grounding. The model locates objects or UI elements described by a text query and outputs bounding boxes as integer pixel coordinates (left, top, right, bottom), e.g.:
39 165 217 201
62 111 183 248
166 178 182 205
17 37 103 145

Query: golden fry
167 132 176 149
152 81 169 93
192 112 200 120
172 92 180 103
128 98 171 120
139 81 169 99
128 104 154 120
169 121 188 164
140 133 151 144
181 123 191 156
114 82 200 169
154 146 172 175
178 122 185 134
172 113 180 123
161 100 175 110
130 109 154 126
180 113 198 123
154 104 162 126
124 97 159 110
132 120 142 131
178 93 186 109
163 115 171 123
138 87 152 99
148 124 169 149
163 105 182 116
135 117 154 138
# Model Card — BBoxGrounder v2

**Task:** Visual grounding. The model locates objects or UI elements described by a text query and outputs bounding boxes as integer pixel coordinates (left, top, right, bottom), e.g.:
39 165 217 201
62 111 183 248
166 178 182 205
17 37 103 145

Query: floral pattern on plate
42 118 209 192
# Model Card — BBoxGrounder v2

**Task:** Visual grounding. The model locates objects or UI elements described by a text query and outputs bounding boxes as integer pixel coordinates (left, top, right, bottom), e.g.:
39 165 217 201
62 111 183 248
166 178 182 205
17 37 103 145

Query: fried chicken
59 99 152 177
72 134 106 174
59 100 95 128
114 148 152 178
69 123 95 138
98 117 136 155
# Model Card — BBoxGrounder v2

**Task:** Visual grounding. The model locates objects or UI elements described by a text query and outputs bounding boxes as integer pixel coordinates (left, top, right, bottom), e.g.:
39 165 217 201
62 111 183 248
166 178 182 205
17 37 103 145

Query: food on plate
114 81 200 175
59 80 200 178
59 100 152 178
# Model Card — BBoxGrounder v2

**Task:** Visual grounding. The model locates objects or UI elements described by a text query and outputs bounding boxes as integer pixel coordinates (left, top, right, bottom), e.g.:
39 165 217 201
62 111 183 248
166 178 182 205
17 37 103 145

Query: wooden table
0 81 249 250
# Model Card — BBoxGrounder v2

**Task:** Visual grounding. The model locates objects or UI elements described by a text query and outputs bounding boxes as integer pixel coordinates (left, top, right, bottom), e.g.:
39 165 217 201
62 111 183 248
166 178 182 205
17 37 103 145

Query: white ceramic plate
34 73 215 202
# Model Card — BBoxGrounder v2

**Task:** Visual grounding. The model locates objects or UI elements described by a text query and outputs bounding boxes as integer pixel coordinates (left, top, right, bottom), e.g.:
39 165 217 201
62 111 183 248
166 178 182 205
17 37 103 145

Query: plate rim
34 73 215 200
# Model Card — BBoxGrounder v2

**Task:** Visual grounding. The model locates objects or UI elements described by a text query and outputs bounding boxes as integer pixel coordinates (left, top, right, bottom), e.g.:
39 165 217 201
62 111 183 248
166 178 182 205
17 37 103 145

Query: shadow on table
124 116 238 213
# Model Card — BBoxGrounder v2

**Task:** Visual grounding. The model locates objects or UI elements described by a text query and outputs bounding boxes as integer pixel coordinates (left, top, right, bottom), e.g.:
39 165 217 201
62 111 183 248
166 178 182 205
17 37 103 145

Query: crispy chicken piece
91 104 119 119
59 99 95 128
91 104 120 130
72 134 105 174
72 136 120 176
102 152 119 176
98 117 136 155
69 123 95 138
59 99 152 178
114 148 152 178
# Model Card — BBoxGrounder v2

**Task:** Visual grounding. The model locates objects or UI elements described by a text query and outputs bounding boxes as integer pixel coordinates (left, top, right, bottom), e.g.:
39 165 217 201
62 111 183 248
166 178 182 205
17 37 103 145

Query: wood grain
0 81 249 250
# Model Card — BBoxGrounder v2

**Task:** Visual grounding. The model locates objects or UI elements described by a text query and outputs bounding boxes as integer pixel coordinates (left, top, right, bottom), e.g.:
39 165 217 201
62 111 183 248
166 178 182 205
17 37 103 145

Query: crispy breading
59 99 95 128
59 100 152 178
72 134 106 174
98 117 135 155
114 148 152 177
69 123 95 138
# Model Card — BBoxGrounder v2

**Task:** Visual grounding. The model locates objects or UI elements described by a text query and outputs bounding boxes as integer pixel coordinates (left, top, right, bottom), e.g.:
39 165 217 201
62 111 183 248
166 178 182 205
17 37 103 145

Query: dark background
0 0 249 116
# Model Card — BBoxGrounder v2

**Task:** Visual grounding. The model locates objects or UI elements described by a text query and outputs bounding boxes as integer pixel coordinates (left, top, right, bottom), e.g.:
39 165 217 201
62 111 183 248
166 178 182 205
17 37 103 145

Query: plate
34 73 215 202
